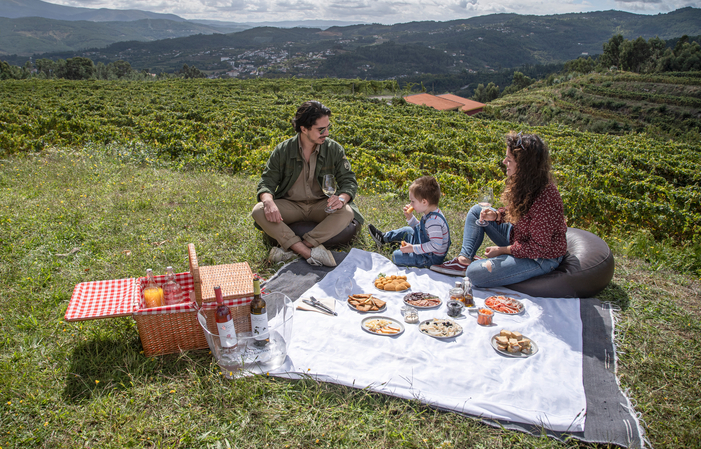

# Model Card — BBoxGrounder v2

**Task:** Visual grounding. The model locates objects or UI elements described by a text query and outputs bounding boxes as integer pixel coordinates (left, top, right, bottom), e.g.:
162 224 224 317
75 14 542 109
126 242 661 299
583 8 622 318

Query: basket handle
188 243 203 306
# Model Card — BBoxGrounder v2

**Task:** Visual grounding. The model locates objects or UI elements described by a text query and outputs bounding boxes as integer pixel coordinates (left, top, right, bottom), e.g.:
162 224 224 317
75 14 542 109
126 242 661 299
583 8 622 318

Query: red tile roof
403 93 463 111
437 94 485 112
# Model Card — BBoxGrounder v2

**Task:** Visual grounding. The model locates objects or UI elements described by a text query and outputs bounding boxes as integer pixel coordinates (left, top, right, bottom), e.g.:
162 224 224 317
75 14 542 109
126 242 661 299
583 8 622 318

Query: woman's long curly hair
501 132 554 223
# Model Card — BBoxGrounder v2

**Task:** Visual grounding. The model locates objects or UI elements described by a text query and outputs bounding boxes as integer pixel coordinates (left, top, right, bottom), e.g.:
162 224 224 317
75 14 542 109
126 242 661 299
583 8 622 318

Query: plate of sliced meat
403 292 442 309
348 294 387 313
484 295 525 314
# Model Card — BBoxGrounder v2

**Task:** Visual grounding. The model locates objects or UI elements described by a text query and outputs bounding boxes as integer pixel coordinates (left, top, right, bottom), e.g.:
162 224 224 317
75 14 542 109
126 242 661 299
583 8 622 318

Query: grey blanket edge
263 252 646 449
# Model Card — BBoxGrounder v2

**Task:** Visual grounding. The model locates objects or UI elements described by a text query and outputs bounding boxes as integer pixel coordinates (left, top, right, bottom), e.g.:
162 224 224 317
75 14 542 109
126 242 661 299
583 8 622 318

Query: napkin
296 297 336 316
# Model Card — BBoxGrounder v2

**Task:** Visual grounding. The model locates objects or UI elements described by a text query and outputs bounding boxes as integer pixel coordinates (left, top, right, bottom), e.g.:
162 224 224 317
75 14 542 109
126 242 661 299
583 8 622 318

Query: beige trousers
252 198 354 249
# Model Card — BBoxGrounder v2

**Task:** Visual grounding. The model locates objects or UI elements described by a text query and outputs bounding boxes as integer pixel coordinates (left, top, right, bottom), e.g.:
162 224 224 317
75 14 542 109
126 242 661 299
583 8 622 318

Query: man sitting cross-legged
252 100 364 267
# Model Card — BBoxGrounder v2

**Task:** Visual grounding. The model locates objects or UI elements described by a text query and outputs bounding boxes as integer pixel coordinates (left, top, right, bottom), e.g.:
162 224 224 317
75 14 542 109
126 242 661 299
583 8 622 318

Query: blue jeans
384 226 447 268
461 204 563 288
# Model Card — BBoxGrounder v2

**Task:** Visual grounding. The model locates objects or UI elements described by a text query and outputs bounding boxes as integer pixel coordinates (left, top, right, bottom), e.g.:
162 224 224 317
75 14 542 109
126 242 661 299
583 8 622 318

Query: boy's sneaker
268 246 297 264
307 245 337 267
430 257 469 276
368 224 386 246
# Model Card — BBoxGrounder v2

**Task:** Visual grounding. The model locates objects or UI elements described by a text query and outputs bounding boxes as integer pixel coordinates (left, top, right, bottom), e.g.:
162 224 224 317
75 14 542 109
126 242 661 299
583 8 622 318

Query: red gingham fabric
65 272 252 321
65 278 136 321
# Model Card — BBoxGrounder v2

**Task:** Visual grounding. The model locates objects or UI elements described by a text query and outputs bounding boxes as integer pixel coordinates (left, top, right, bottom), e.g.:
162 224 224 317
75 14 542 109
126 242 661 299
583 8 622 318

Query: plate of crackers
347 294 387 313
361 316 405 336
491 329 538 357
403 292 441 309
374 274 411 292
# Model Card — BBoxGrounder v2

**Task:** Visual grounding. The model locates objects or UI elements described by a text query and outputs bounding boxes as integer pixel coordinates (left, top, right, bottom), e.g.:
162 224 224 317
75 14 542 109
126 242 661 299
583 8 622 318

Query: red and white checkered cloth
65 272 252 321
65 278 136 321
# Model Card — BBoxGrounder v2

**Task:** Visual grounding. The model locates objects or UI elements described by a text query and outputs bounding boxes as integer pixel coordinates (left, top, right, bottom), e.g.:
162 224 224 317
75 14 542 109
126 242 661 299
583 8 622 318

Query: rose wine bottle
215 286 237 348
249 278 269 346
163 266 184 305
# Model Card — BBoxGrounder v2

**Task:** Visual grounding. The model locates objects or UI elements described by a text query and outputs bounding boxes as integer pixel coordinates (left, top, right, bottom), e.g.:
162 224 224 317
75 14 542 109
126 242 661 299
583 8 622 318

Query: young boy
368 176 451 268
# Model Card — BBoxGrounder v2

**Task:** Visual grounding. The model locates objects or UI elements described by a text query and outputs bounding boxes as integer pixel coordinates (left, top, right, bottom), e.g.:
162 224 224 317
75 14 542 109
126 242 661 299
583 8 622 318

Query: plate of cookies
491 329 538 357
374 273 411 292
347 294 387 313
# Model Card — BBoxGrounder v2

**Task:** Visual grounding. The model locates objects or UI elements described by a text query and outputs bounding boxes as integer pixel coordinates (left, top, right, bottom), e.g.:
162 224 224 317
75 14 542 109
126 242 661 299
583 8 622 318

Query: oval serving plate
490 334 539 358
418 318 463 339
403 292 442 309
348 301 387 314
484 295 525 315
374 275 411 293
361 316 405 337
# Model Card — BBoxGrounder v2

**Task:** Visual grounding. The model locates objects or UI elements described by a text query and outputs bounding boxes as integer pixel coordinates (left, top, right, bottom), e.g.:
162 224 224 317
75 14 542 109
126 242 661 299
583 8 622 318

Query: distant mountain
0 17 237 56
0 0 185 22
191 19 364 30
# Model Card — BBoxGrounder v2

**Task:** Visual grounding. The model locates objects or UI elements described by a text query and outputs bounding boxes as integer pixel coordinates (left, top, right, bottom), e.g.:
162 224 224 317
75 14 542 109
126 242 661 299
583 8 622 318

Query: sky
43 0 700 24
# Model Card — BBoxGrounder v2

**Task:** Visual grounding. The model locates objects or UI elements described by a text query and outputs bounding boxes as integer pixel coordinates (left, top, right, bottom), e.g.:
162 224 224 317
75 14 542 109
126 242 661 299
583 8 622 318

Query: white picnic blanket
270 248 586 432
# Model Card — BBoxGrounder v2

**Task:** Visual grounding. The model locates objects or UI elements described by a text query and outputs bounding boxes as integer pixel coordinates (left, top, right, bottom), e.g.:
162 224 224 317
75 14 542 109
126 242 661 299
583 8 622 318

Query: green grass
1 145 700 448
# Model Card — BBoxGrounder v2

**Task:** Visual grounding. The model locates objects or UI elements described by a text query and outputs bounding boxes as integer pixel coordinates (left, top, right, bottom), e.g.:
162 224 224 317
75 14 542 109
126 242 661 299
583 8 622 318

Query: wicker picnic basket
65 243 254 357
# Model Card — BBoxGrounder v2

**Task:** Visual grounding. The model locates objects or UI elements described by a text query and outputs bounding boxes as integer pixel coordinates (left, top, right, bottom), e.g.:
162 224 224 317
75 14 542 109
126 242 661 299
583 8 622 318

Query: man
252 100 363 267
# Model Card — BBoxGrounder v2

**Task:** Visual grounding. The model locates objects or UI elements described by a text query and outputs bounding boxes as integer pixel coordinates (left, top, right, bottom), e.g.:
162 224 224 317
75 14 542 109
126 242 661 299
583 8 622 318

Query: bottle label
250 313 269 341
217 320 238 347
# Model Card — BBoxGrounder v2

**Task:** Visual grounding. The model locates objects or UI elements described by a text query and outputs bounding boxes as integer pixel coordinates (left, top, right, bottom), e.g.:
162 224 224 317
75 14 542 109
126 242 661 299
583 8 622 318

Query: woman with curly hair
430 132 567 287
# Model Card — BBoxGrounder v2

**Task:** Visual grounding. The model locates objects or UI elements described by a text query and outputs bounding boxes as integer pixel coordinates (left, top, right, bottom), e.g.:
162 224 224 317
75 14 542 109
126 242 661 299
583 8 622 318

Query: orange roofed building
403 93 484 116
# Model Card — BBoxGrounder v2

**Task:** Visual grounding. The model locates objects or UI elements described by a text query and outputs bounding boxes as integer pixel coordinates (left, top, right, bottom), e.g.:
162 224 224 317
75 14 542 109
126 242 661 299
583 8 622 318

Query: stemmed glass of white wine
323 174 338 213
475 187 494 227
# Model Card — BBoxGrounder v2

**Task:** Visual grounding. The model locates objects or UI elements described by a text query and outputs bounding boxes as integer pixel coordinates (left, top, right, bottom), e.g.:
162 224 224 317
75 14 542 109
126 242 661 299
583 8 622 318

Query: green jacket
256 135 364 225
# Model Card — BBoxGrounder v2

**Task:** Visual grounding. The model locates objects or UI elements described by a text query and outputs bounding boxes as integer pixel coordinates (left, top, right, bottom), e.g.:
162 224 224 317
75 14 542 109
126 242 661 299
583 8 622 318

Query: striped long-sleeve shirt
407 208 450 256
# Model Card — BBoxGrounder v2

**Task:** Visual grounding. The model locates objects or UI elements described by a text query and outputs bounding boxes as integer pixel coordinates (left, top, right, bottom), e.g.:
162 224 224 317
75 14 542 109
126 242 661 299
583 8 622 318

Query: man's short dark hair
292 101 332 133
410 176 441 206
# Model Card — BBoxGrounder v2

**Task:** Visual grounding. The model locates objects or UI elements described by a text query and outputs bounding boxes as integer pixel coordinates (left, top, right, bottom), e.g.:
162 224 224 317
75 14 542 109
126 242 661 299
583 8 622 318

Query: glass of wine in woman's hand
323 174 338 213
475 187 494 227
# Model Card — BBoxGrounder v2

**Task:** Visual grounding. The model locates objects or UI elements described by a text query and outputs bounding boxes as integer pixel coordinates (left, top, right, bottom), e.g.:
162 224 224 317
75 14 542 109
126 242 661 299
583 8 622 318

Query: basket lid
198 263 253 303
64 278 136 321
187 243 253 305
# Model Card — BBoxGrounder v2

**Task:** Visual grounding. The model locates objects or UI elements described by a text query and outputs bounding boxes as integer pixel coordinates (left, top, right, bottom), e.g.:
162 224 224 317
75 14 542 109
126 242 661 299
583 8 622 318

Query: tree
472 82 500 103
111 60 133 79
0 60 22 80
56 57 95 80
564 56 596 74
178 64 205 79
35 58 56 78
501 71 535 96
600 34 624 69
619 37 651 73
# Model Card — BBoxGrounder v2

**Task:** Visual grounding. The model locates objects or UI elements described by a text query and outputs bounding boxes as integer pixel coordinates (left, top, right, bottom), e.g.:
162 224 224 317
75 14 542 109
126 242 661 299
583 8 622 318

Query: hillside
481 71 701 142
0 0 185 21
0 17 247 56
2 8 700 76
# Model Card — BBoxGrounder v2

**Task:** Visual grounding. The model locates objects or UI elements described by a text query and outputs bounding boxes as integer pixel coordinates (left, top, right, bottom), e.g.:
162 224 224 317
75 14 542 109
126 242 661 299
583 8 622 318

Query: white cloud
43 0 695 23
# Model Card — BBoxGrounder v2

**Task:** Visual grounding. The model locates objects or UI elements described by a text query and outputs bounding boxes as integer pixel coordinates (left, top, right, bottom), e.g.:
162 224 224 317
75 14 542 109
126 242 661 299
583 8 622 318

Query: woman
430 132 567 288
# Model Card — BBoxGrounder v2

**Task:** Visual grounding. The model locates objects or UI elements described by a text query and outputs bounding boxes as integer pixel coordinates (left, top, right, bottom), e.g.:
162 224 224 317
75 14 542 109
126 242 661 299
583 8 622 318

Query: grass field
1 145 699 448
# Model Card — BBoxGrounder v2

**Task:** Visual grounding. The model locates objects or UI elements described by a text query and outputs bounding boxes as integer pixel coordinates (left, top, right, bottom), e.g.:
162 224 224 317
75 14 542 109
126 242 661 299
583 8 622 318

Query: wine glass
475 186 494 227
335 277 353 300
323 174 337 213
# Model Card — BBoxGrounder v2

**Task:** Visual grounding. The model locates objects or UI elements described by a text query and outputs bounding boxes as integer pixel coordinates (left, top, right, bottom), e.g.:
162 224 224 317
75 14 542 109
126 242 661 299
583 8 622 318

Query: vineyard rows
1 78 699 243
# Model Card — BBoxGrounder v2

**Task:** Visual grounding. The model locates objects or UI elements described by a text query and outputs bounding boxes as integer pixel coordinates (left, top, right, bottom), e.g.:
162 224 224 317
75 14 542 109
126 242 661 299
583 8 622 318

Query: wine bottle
143 268 164 308
215 286 237 348
249 278 269 346
163 266 184 305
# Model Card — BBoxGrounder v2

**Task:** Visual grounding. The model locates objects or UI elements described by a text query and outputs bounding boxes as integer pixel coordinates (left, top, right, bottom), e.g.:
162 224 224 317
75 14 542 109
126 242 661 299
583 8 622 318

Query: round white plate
361 316 405 337
418 318 463 339
403 292 442 309
490 334 539 358
484 296 525 315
